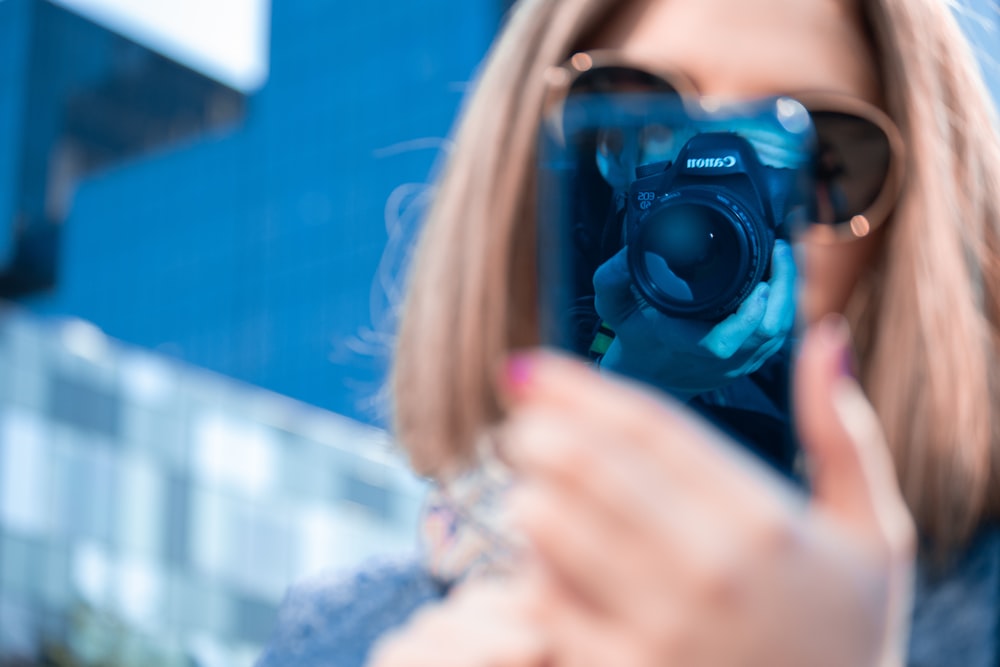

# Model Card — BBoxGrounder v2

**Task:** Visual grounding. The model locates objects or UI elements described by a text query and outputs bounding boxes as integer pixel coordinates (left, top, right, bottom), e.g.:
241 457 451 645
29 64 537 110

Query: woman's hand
502 316 915 667
367 577 551 667
593 240 796 400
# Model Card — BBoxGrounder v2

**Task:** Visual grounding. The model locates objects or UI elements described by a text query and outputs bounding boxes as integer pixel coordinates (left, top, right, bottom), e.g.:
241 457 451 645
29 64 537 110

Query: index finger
698 282 770 358
761 240 797 335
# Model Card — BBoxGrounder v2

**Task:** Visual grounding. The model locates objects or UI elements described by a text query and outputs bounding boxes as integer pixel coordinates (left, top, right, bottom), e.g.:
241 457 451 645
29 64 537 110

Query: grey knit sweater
256 556 445 667
257 527 1000 667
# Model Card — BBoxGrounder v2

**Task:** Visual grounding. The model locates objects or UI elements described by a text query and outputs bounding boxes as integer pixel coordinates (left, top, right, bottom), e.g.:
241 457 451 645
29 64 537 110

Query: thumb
593 248 640 326
794 316 912 548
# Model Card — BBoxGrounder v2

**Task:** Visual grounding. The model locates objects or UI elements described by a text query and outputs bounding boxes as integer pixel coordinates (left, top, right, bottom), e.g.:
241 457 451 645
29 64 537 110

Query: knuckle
757 319 783 339
642 630 688 667
592 629 655 667
888 512 917 561
750 503 800 554
592 266 612 293
716 345 737 360
562 440 599 483
704 338 734 360
624 611 691 667
688 551 743 604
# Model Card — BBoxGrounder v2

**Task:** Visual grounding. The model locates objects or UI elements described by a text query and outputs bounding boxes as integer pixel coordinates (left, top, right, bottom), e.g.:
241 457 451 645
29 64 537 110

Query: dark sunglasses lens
569 65 678 96
811 111 892 225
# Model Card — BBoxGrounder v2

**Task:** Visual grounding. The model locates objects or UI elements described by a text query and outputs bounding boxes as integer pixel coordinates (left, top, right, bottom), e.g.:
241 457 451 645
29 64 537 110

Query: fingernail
818 313 850 347
840 345 858 380
817 314 855 378
504 353 536 394
758 284 771 301
830 380 878 449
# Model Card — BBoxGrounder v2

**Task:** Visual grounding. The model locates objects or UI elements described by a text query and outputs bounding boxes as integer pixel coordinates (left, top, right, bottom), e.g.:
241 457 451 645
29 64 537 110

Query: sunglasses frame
541 50 906 243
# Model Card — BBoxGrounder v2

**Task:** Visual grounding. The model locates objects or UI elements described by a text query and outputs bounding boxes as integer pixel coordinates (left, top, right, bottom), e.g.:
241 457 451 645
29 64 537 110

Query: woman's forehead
588 0 881 104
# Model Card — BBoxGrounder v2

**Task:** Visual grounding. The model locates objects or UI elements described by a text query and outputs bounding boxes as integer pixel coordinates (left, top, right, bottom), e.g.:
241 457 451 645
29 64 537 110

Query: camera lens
631 192 760 319
640 202 742 303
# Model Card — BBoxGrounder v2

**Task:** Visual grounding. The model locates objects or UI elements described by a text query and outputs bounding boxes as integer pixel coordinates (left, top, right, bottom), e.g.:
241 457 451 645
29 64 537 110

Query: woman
394 0 1000 549
258 0 1000 665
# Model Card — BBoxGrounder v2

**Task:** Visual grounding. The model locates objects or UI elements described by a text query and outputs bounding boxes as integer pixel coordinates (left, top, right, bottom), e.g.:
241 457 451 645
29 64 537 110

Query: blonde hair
392 0 1000 553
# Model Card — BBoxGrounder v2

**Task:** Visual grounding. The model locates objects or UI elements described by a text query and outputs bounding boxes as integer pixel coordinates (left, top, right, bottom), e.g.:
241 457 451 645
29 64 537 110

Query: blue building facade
0 0 30 269
22 0 501 424
1 0 247 299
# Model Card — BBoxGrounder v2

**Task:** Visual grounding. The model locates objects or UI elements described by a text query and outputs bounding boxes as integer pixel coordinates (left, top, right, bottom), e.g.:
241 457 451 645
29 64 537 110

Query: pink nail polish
818 314 855 378
504 354 535 392
840 344 858 380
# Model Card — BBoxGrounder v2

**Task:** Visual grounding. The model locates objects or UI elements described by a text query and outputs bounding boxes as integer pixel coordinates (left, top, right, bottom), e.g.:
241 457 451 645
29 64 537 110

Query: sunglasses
543 50 906 241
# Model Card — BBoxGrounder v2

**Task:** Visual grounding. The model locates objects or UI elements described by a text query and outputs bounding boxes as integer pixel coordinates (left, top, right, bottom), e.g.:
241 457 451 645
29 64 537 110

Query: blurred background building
0 311 425 666
0 0 505 664
0 0 997 665
6 0 503 422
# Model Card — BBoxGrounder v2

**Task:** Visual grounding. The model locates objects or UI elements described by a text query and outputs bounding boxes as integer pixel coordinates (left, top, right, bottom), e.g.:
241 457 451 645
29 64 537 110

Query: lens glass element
811 111 891 224
639 203 742 305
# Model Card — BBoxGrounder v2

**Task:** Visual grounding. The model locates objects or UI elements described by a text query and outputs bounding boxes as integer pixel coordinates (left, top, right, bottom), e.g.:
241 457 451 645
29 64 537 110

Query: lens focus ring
628 188 769 320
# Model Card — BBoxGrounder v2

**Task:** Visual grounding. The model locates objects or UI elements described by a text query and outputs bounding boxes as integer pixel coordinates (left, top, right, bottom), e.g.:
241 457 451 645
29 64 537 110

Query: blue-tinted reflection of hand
593 239 796 400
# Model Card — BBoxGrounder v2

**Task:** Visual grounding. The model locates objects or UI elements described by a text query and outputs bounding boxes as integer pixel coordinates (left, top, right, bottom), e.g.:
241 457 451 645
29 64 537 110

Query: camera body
626 132 805 320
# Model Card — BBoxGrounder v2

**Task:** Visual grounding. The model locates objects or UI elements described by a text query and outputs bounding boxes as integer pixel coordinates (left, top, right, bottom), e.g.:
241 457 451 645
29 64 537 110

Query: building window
49 373 121 438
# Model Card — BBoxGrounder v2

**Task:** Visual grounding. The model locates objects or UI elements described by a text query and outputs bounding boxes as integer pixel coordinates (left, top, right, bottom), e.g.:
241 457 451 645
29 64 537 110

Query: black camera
626 132 807 320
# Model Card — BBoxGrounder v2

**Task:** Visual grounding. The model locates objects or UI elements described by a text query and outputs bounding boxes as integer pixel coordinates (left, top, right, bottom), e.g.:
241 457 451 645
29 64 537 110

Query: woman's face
592 0 885 323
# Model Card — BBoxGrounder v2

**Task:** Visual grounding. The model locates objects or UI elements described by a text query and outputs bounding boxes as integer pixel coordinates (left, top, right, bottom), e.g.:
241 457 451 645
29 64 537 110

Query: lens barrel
629 187 768 319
